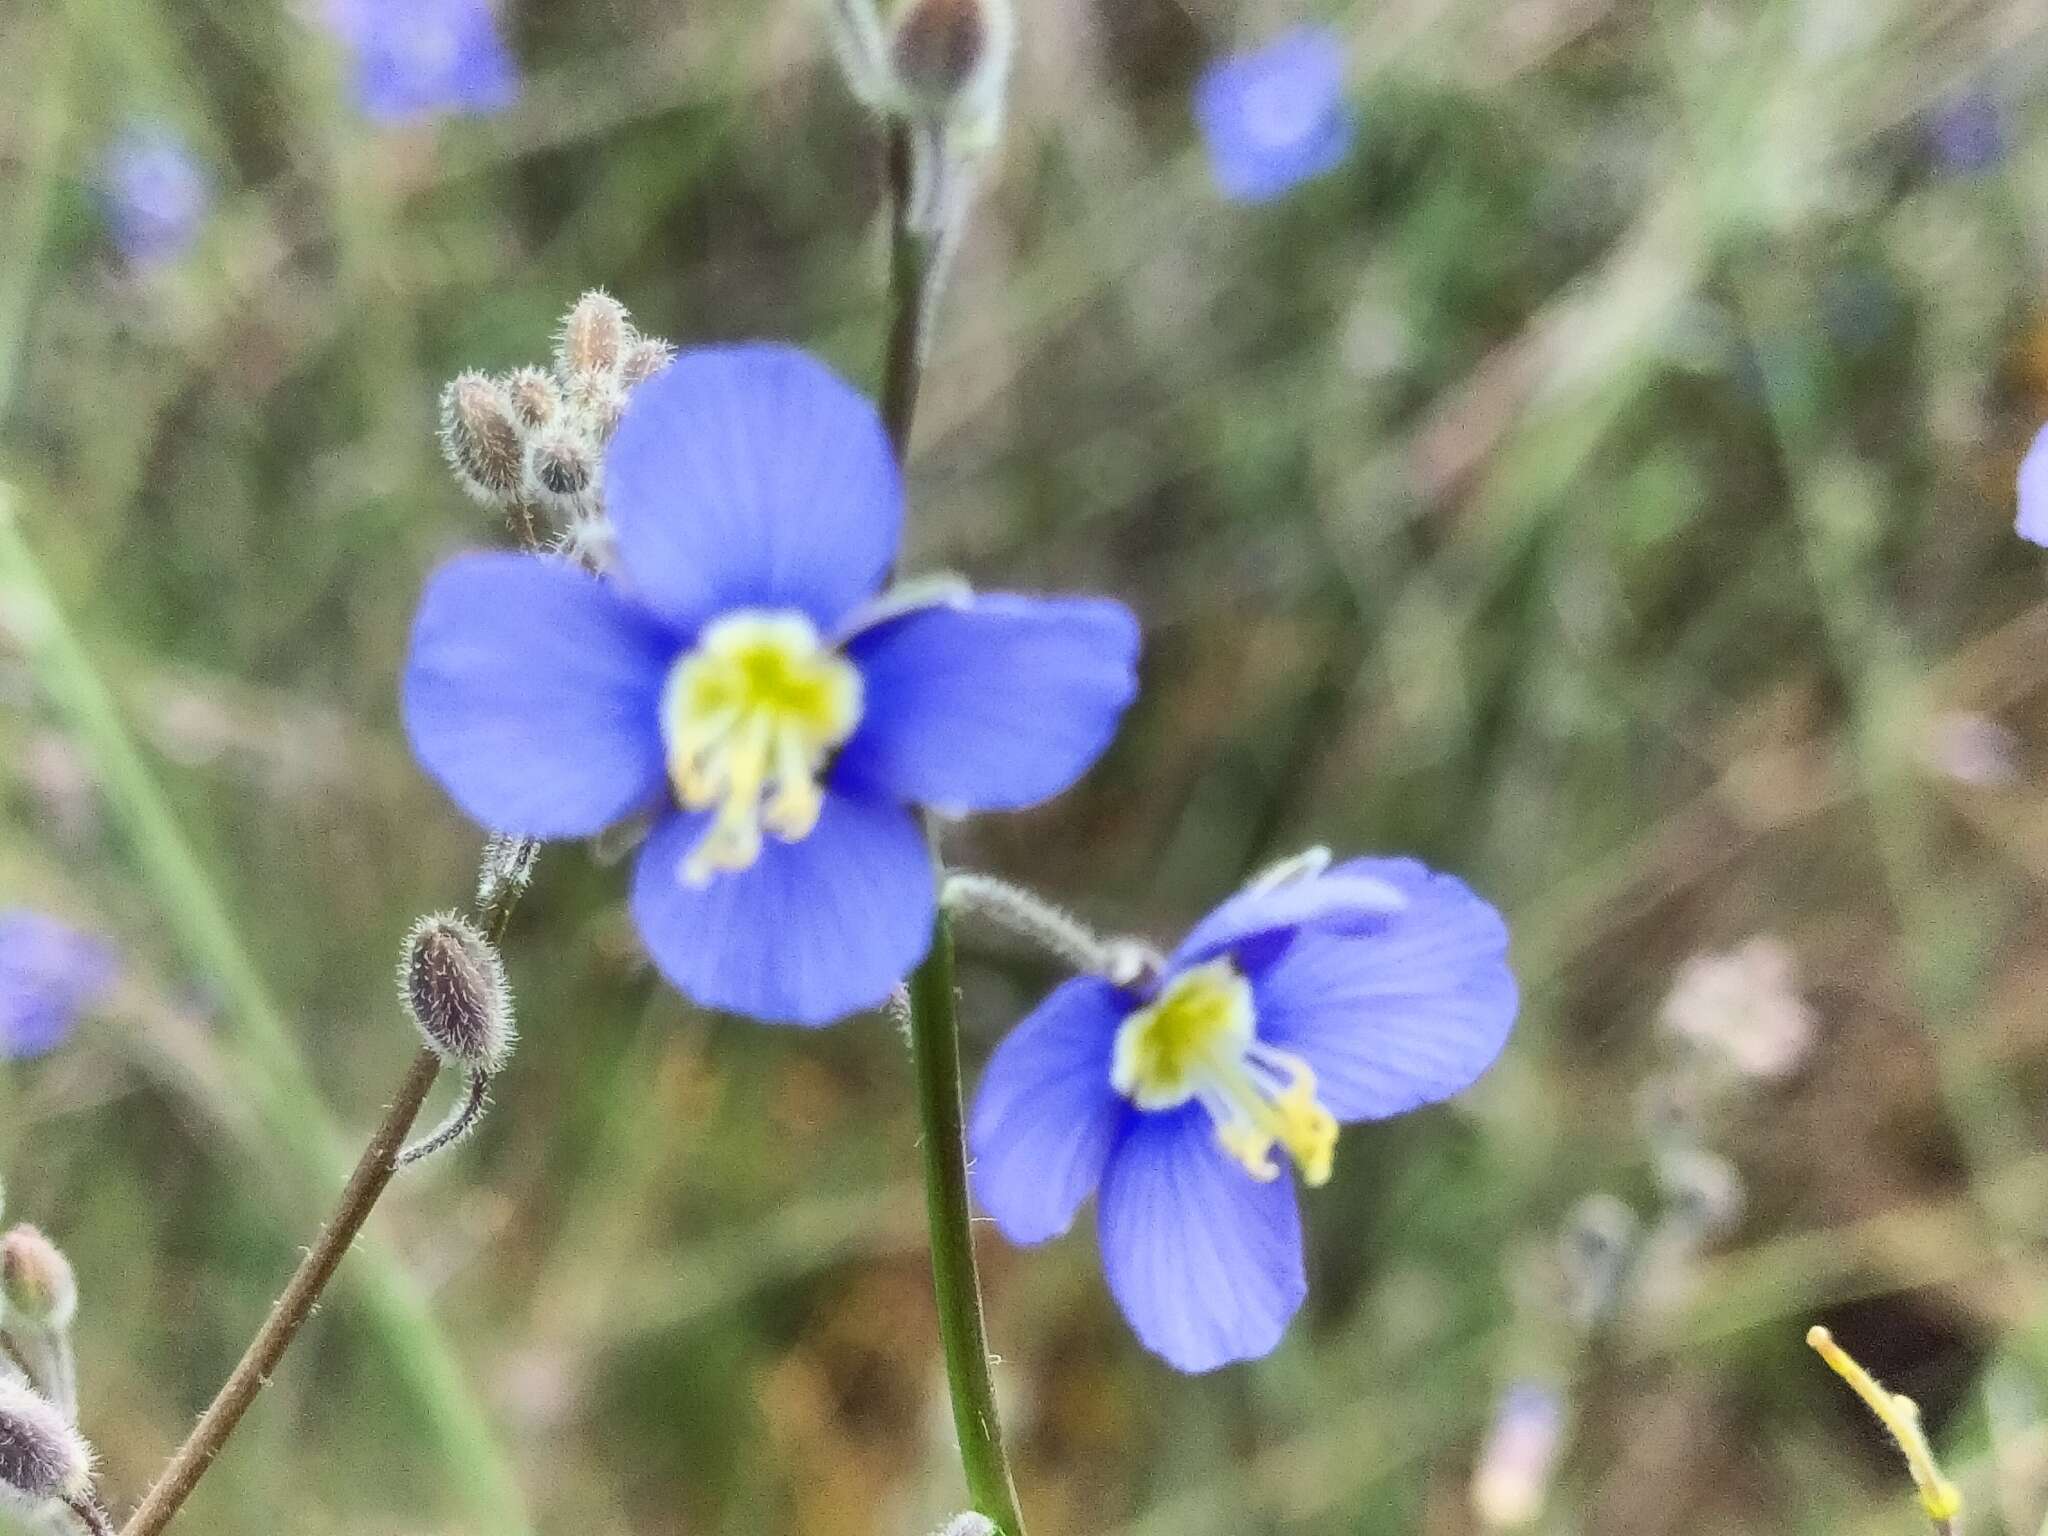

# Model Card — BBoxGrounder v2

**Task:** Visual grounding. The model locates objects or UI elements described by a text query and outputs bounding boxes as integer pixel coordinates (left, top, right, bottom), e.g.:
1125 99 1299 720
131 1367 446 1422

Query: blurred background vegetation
5 0 2048 1532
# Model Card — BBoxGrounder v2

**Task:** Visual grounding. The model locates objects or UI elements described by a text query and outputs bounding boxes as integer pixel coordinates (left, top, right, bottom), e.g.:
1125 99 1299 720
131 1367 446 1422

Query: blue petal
629 790 934 1026
969 978 1132 1244
605 346 902 633
403 553 674 839
1252 863 1516 1122
331 0 519 122
0 912 117 1061
834 594 1140 811
1096 1106 1306 1373
1171 868 1408 970
1194 26 1353 205
2019 423 2048 547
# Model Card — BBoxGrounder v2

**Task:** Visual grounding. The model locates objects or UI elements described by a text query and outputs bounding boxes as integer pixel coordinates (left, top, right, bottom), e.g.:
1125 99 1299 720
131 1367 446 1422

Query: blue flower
404 344 1140 1027
968 856 1515 1372
325 0 519 124
2020 423 2048 546
1929 93 2008 175
100 123 210 268
1193 25 1353 204
0 911 117 1061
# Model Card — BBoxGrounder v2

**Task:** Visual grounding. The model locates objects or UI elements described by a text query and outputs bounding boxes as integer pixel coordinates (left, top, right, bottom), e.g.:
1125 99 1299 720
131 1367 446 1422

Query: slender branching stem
905 914 1029 1536
116 1048 443 1536
65 1494 113 1536
880 121 1028 1532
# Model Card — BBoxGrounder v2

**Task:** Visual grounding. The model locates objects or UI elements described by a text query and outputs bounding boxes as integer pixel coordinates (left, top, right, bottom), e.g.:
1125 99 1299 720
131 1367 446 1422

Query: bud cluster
438 291 674 564
0 1196 101 1533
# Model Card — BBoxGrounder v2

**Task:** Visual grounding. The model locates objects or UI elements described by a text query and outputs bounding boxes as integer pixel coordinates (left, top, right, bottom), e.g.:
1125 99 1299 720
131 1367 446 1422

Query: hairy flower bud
439 373 525 505
503 366 562 430
619 335 674 389
527 432 595 508
0 1379 89 1503
0 1228 76 1332
400 914 513 1072
558 291 628 380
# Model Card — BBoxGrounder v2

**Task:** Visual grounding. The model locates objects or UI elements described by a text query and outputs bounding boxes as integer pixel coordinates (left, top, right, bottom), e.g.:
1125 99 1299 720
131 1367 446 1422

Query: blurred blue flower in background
1193 25 1353 204
100 123 210 268
969 855 1516 1372
0 911 117 1060
404 343 1140 1026
2019 423 2048 546
1929 92 2008 174
325 0 519 124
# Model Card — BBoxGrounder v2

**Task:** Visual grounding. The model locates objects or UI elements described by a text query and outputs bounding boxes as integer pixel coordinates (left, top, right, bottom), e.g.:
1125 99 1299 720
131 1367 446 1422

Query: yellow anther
1806 1326 1962 1528
1111 959 1340 1185
660 611 862 885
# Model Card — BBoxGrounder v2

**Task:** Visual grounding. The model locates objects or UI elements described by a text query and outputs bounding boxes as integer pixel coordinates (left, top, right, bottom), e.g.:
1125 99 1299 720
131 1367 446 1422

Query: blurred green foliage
5 0 2048 1534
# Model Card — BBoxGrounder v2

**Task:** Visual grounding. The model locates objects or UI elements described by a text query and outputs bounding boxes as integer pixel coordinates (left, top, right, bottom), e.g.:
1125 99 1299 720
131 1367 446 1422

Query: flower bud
527 432 595 510
557 291 628 380
400 914 513 1072
890 0 1010 114
0 1379 90 1502
619 335 674 389
503 366 562 430
0 1228 76 1332
439 373 526 505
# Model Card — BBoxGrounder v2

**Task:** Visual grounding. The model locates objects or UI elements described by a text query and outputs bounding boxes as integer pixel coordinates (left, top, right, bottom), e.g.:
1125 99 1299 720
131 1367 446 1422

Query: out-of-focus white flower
1471 1381 1567 1529
1922 711 2020 789
1659 936 1815 1080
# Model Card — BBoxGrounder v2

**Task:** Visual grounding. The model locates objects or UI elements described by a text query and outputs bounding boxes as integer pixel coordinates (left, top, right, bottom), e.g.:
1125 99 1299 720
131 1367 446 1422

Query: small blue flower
2019 423 2048 547
0 911 117 1061
1929 93 2008 175
100 123 210 268
968 856 1515 1372
404 344 1141 1027
1193 25 1353 204
325 0 519 124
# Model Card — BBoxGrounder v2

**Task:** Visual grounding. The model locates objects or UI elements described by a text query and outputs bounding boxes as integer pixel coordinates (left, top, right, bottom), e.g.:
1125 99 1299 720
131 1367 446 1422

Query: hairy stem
905 915 1029 1536
0 492 527 1534
117 1049 443 1536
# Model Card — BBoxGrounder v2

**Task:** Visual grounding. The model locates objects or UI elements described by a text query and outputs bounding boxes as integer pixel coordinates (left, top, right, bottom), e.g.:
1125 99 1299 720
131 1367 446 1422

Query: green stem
881 122 931 461
905 913 1029 1536
0 491 530 1536
876 99 1026 1536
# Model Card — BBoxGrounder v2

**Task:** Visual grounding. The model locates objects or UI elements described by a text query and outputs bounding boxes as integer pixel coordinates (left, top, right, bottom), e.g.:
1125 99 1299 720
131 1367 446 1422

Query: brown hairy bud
558 291 628 380
619 335 674 389
528 433 594 502
401 914 514 1072
0 1228 75 1331
439 373 525 504
0 1379 90 1502
503 367 562 430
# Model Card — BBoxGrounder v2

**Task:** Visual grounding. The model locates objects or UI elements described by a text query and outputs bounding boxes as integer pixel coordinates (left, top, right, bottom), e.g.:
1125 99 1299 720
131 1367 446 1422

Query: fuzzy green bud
400 914 514 1073
0 1228 76 1332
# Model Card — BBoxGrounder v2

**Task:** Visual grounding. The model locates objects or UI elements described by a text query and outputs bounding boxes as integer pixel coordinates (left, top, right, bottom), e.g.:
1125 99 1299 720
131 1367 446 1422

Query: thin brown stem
66 1495 114 1536
116 1048 442 1536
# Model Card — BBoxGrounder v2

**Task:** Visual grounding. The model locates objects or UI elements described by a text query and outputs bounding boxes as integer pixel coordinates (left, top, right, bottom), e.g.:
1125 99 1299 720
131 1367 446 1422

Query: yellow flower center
1110 958 1337 1186
660 610 863 885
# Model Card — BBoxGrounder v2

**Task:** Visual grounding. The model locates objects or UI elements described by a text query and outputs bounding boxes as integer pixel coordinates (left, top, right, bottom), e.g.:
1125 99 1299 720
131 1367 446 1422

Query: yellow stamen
661 611 862 885
1111 958 1339 1186
1806 1326 1962 1527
